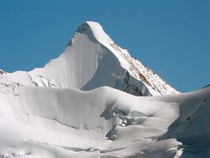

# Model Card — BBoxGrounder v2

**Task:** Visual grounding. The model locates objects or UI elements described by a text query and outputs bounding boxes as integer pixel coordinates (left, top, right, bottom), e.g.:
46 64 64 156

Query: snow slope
0 77 209 157
1 21 178 96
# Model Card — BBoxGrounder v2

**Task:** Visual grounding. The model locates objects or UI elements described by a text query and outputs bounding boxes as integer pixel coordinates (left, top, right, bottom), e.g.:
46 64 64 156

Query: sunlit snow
0 22 209 158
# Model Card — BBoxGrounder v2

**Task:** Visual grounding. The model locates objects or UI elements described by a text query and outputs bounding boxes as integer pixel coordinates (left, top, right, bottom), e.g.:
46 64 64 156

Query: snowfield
0 83 209 158
0 21 209 158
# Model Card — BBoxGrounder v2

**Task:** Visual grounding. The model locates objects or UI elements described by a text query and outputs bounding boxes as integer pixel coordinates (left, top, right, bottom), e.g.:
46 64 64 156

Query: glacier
0 21 209 158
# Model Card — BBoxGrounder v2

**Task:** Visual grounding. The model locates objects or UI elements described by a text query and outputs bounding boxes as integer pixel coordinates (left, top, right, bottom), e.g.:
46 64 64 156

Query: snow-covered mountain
1 21 178 96
0 21 209 158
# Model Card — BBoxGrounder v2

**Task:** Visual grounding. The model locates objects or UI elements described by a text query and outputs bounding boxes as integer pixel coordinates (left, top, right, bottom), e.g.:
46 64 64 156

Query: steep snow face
2 21 178 96
85 22 178 95
0 78 209 157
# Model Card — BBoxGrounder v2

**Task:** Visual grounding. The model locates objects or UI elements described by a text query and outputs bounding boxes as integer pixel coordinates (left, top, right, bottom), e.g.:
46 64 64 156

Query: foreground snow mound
0 78 209 157
1 21 178 96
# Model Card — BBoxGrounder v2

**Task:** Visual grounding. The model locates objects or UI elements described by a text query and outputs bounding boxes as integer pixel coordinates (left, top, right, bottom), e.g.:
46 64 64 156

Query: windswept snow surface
0 79 209 157
0 21 209 158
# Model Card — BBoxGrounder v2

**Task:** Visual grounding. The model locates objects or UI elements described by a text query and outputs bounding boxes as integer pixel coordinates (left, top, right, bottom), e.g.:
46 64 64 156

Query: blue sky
0 0 209 92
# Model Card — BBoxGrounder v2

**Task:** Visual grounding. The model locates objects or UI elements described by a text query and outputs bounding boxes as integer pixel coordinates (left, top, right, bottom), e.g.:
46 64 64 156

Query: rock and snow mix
0 21 209 158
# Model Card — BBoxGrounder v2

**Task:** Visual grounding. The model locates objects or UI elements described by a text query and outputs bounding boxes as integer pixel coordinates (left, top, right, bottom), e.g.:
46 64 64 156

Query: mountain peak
75 21 113 46
77 21 102 33
0 21 209 158
1 21 179 96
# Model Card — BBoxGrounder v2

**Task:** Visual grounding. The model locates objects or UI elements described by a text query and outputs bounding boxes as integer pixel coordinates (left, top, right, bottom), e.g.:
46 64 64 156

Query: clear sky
0 0 209 93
